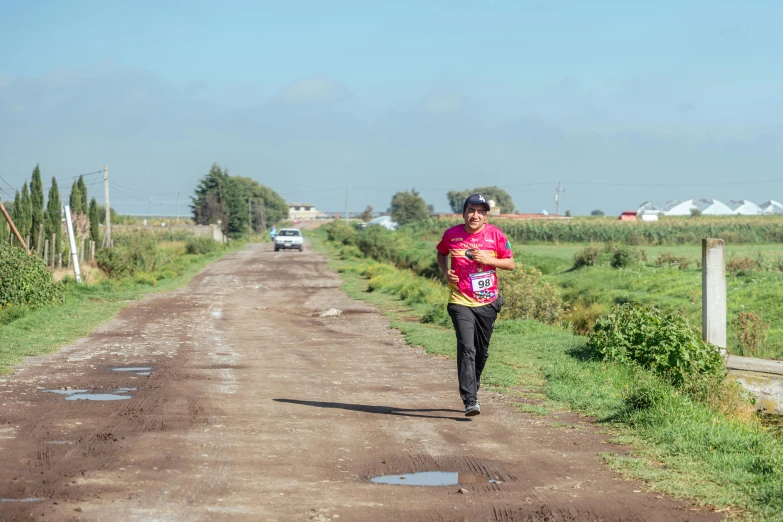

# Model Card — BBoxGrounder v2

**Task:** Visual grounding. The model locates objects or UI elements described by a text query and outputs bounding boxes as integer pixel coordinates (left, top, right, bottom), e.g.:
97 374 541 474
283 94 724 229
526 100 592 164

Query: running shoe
465 400 481 417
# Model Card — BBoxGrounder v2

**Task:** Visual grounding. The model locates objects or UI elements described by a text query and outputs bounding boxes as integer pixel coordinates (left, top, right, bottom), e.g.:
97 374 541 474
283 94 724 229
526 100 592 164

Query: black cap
463 193 490 212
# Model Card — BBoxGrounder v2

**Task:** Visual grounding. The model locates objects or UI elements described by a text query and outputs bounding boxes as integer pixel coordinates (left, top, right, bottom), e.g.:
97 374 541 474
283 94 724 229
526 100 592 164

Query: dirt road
0 243 721 521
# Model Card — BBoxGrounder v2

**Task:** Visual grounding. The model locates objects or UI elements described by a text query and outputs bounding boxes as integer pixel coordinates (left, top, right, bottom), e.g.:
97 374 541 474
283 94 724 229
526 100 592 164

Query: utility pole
248 198 252 236
176 192 180 223
555 182 564 216
345 187 349 224
101 165 112 247
259 200 266 232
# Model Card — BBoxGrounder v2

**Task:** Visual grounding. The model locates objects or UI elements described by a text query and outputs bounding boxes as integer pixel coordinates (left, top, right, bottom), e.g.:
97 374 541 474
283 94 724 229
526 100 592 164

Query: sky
1 0 783 216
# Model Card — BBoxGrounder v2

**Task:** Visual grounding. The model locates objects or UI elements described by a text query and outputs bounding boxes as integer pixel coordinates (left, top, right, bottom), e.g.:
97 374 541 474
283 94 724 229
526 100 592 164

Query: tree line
190 163 288 238
382 186 516 225
0 165 100 251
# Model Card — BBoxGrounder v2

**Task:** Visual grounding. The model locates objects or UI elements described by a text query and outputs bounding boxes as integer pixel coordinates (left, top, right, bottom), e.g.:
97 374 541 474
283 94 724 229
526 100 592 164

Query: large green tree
77 175 88 212
446 186 516 214
389 189 430 225
89 197 100 243
191 163 248 238
69 180 83 214
30 164 45 248
233 176 288 228
45 177 62 254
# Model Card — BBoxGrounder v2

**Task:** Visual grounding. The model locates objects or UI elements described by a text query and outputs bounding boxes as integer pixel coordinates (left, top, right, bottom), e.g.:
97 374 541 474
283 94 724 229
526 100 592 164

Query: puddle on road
370 471 497 486
1 498 43 503
44 388 137 401
112 367 153 376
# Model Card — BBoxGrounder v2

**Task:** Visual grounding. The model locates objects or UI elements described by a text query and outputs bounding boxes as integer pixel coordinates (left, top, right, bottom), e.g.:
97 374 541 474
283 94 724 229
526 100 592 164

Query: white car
274 228 304 252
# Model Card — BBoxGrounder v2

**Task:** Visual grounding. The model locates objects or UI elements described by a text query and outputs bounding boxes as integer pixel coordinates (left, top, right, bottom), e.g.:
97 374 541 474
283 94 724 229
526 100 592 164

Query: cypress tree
69 180 83 214
78 175 88 213
11 191 22 239
30 164 45 248
20 182 32 237
45 177 62 254
89 197 100 243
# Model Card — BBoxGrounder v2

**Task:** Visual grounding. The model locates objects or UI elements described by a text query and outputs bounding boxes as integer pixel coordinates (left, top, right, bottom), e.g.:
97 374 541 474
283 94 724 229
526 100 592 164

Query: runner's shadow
273 399 471 422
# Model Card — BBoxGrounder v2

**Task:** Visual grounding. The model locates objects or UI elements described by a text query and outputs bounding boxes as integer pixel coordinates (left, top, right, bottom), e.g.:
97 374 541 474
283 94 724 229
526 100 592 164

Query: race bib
469 270 496 293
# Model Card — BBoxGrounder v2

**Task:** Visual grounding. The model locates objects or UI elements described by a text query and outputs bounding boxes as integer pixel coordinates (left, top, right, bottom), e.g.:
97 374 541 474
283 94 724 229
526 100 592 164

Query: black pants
447 298 502 405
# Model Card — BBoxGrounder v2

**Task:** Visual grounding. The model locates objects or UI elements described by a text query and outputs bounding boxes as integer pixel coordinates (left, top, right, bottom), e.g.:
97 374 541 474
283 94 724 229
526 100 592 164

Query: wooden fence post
36 224 43 255
702 238 727 350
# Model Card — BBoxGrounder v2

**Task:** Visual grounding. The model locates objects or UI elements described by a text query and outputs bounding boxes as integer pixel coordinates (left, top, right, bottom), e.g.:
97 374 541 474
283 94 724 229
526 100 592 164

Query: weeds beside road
312 230 783 522
0 230 242 372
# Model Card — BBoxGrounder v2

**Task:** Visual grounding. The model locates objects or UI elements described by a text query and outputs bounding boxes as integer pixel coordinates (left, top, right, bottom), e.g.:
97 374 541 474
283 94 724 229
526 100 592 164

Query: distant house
619 211 637 221
287 203 327 221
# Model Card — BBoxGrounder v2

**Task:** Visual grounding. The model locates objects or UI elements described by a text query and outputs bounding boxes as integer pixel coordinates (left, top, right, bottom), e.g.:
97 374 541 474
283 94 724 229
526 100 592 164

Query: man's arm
437 252 460 284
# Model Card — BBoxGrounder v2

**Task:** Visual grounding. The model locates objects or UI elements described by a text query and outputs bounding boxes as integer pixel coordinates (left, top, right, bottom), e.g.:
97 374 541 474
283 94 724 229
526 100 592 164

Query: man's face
463 204 488 232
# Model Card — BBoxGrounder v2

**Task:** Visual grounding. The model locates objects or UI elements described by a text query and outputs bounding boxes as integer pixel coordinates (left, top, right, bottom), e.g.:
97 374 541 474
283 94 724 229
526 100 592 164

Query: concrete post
702 238 726 349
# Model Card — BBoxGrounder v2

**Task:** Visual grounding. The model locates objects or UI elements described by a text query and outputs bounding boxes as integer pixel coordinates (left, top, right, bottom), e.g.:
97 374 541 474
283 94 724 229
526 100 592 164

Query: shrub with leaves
572 246 600 269
96 236 173 278
0 244 65 306
498 265 564 325
185 237 221 255
587 303 724 386
727 256 758 273
610 245 646 268
656 252 690 270
323 220 357 245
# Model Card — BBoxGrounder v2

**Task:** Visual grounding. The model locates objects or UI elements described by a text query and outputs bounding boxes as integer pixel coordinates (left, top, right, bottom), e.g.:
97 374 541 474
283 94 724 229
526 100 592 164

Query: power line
112 182 179 196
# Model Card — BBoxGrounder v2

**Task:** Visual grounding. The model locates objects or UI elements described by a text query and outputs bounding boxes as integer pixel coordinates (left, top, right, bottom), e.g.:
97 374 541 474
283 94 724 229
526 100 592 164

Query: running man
436 194 514 416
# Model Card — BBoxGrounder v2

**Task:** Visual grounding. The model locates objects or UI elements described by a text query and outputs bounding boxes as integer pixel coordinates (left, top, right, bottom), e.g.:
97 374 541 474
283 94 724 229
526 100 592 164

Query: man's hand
444 269 459 285
470 249 494 266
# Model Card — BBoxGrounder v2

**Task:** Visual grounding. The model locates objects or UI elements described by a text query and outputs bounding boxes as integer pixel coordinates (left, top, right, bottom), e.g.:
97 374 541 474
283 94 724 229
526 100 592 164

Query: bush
573 246 600 269
323 221 357 245
656 252 690 270
498 266 565 325
727 256 758 273
567 301 608 335
0 244 65 307
185 237 220 255
610 245 645 268
96 236 173 278
733 308 771 358
587 304 724 386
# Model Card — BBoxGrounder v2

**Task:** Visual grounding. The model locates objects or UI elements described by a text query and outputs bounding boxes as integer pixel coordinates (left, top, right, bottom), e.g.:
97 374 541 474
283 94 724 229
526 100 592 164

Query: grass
0 242 242 372
312 232 783 521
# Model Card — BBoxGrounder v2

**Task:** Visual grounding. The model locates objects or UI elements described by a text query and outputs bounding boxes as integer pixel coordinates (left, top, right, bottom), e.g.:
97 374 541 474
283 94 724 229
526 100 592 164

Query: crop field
326 217 783 360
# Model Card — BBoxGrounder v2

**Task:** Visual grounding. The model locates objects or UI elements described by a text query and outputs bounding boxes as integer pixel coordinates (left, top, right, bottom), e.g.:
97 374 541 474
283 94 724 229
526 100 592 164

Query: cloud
274 74 354 105
676 102 697 115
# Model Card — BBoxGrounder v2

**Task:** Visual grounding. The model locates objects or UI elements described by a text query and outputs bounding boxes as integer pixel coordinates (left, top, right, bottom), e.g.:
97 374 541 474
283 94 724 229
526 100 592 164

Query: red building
618 211 637 221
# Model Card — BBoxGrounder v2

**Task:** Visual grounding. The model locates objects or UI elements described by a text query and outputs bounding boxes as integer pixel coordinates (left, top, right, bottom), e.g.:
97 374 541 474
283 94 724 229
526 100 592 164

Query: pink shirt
436 224 513 307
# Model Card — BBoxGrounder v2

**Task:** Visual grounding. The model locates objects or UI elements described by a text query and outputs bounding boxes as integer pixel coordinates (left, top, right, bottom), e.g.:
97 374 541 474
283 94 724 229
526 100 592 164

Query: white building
287 203 327 221
692 198 734 215
635 201 662 216
661 200 697 216
728 200 763 215
760 200 783 214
